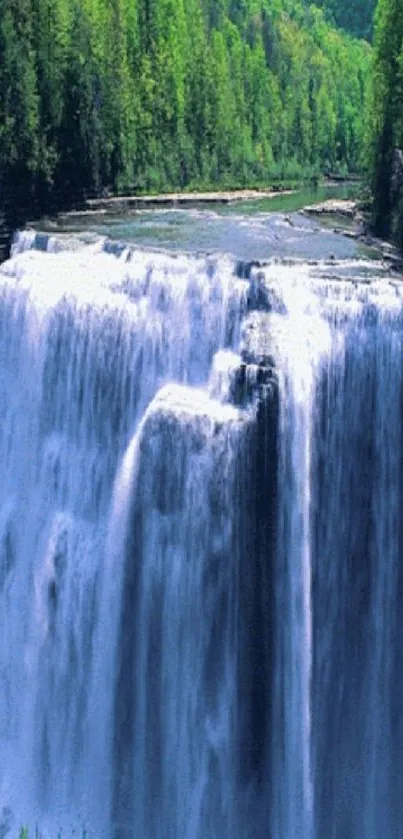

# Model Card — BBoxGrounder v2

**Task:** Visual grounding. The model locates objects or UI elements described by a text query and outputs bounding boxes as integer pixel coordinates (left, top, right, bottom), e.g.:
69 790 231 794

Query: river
0 189 401 839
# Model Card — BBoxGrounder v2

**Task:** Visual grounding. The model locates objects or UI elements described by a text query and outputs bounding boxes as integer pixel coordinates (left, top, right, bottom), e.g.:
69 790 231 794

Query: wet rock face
236 262 288 315
240 311 279 369
303 199 357 219
0 217 12 263
216 263 283 412
235 259 263 280
230 278 282 411
230 361 277 409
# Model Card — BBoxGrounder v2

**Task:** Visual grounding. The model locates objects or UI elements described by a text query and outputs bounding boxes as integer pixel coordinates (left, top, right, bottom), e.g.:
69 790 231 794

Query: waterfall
0 229 403 839
269 284 331 839
311 285 403 839
0 232 249 836
111 385 251 839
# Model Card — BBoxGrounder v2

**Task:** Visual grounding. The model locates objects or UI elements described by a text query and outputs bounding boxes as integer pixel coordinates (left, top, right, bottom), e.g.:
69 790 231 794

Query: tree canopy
310 0 376 40
0 0 372 206
370 0 403 247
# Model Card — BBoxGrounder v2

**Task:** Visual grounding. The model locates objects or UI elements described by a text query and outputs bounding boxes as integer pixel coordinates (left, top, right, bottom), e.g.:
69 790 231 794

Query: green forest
313 0 376 40
0 0 372 206
1 0 402 250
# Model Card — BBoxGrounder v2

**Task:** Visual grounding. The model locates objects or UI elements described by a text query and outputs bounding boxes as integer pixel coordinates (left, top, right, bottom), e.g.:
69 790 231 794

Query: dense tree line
370 0 403 248
0 0 371 207
311 0 376 40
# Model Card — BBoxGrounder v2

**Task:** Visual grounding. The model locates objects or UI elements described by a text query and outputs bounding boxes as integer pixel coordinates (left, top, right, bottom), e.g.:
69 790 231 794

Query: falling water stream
0 207 402 839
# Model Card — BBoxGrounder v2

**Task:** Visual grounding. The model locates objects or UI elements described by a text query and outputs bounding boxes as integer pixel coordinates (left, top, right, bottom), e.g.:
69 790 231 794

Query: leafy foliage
0 0 372 203
311 0 376 40
370 0 403 246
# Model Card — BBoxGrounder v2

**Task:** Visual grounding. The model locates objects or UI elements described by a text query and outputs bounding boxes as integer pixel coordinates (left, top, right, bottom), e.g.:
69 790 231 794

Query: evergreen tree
0 0 373 205
0 0 40 195
371 0 403 243
312 0 376 40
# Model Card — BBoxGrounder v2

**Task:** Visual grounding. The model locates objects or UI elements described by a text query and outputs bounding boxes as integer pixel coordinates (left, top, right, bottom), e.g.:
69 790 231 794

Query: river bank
300 197 403 272
82 187 296 213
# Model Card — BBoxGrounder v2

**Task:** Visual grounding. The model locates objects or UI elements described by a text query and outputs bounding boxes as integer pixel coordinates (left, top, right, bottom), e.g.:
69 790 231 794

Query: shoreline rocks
303 198 357 219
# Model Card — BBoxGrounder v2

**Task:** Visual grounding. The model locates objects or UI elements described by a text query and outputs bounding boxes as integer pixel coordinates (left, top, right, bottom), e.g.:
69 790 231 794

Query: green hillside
0 0 372 206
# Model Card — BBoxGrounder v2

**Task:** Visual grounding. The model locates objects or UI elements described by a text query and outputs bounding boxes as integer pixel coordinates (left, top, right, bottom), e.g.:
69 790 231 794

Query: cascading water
311 283 403 839
0 232 250 836
0 226 403 839
111 386 250 839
